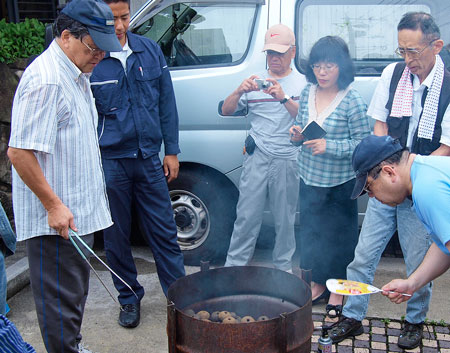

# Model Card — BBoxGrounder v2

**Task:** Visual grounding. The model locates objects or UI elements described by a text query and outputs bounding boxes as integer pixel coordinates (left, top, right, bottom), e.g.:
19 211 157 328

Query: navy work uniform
90 32 185 304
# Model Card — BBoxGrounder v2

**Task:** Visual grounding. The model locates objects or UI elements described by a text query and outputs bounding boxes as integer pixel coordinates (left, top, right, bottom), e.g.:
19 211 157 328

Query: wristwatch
280 94 291 104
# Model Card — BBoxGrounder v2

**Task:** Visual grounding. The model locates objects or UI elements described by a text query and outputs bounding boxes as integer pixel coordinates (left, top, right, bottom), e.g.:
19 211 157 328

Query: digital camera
255 79 271 90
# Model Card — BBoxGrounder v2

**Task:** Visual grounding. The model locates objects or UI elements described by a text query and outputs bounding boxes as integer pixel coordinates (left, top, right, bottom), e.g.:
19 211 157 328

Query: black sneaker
119 302 141 328
329 316 364 343
398 322 423 349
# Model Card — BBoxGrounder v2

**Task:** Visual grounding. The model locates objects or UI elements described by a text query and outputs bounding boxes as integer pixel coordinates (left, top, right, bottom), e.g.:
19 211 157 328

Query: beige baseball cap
262 24 295 53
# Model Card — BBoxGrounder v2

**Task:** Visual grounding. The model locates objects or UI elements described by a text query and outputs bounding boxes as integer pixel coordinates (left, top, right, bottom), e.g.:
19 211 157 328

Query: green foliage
381 318 391 325
0 18 45 64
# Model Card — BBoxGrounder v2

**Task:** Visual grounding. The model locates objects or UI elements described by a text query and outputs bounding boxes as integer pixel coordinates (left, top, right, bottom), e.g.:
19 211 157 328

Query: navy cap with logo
351 135 403 199
62 0 122 52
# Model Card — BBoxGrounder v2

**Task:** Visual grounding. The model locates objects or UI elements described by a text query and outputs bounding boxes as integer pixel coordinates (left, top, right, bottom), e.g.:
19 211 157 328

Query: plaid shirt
296 84 370 187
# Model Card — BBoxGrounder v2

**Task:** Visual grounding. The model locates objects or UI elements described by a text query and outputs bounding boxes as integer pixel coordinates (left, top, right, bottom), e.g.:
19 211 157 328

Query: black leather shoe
119 302 140 328
329 316 363 343
398 322 423 349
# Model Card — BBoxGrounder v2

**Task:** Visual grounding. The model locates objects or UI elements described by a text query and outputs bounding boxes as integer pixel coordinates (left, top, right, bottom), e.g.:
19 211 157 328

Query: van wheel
169 169 237 266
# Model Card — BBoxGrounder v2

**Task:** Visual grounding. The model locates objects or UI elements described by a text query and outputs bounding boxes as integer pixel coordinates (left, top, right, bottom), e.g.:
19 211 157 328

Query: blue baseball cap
351 135 403 199
62 0 122 52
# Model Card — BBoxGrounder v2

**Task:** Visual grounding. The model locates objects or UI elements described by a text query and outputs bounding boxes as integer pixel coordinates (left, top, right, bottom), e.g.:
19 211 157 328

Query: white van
130 0 450 264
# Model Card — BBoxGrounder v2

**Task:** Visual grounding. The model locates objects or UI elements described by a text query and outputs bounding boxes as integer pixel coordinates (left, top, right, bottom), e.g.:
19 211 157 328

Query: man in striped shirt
7 0 121 352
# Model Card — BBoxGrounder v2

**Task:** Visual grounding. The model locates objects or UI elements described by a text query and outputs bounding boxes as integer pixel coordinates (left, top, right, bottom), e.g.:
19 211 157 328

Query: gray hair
53 13 89 39
397 12 440 42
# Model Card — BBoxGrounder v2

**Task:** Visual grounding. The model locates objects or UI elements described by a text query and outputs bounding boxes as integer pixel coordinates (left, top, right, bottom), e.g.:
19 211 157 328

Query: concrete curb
6 257 30 299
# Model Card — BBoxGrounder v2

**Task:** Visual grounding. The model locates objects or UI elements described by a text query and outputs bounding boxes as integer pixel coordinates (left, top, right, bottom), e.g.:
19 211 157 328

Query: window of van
132 3 258 68
296 0 431 75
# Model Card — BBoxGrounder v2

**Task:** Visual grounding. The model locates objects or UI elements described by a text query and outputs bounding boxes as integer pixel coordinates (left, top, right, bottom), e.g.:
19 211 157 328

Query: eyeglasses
363 166 382 194
265 47 293 57
80 39 105 56
395 39 437 58
310 63 338 73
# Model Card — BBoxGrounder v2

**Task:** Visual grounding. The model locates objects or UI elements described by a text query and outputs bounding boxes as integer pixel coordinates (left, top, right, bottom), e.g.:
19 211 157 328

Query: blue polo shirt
90 32 180 159
411 155 450 255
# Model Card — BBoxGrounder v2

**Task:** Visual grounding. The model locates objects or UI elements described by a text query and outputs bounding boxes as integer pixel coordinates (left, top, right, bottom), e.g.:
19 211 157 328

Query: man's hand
7 147 77 240
264 78 285 100
221 75 259 115
163 155 179 183
47 202 77 240
265 78 299 116
236 75 260 95
381 279 415 304
304 138 327 155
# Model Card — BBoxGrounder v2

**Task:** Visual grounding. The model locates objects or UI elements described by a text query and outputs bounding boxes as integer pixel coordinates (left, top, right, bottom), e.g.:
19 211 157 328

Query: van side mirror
218 100 248 116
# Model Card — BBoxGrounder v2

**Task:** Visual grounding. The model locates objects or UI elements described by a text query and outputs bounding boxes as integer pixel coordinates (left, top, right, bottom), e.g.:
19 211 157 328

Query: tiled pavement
311 313 450 352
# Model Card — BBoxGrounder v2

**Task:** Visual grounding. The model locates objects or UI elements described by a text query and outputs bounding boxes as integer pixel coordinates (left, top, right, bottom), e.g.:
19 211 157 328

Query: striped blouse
296 84 371 187
9 41 112 241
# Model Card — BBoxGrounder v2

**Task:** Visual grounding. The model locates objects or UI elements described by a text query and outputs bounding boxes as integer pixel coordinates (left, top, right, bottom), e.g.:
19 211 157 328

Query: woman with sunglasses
290 36 370 318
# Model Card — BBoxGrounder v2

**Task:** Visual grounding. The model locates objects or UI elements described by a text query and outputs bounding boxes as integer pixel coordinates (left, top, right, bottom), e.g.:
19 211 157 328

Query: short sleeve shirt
237 70 307 159
367 58 450 148
411 155 450 255
9 41 112 241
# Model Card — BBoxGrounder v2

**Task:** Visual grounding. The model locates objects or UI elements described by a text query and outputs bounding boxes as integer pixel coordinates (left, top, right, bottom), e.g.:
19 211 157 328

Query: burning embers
167 266 314 353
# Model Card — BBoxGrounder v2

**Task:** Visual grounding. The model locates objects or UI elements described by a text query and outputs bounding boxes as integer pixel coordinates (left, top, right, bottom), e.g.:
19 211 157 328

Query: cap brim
262 43 290 53
88 28 123 52
351 173 368 200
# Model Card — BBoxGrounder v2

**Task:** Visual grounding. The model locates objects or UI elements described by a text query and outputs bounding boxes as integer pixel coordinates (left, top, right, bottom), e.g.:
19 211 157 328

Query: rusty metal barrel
167 266 313 353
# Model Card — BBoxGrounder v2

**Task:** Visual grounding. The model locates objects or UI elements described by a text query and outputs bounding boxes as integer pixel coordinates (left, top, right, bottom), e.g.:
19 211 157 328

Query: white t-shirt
237 69 307 159
110 39 133 72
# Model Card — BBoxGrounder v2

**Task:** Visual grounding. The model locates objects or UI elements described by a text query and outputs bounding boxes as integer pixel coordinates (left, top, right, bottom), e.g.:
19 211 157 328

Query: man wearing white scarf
330 12 450 350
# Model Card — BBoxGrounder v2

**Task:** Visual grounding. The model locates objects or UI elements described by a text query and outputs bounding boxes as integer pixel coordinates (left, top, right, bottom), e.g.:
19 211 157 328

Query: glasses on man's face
265 47 293 57
395 39 437 58
310 63 338 73
363 166 382 194
80 39 105 56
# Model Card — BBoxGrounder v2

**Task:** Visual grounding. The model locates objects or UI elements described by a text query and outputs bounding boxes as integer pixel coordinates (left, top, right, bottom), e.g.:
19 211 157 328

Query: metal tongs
68 229 138 303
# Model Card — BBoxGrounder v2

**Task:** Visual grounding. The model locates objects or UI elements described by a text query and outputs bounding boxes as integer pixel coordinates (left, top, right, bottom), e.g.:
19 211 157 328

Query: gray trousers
225 147 299 271
26 234 93 353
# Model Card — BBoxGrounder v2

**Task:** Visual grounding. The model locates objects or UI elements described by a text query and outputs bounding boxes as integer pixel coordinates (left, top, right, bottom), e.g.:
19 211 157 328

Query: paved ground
5 246 450 352
311 314 450 353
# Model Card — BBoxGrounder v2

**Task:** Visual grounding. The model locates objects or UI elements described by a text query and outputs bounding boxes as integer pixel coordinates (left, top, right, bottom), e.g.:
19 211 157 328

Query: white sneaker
78 342 97 353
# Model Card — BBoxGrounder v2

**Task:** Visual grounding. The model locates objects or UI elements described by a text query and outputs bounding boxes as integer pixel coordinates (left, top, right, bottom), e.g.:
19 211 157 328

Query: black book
301 120 327 140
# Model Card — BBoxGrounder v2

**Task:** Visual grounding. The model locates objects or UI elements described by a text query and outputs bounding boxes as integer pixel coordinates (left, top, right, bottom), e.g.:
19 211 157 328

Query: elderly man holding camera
222 24 306 273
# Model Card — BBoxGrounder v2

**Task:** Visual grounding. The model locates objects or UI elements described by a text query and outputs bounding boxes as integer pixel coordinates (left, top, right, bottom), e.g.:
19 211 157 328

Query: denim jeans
343 197 432 324
0 201 15 316
0 252 6 315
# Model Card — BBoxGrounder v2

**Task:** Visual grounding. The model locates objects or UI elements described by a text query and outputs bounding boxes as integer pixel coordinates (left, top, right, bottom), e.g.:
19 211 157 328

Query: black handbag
244 135 256 155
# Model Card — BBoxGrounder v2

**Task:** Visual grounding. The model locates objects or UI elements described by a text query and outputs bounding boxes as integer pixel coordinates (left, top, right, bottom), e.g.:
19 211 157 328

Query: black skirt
298 178 359 285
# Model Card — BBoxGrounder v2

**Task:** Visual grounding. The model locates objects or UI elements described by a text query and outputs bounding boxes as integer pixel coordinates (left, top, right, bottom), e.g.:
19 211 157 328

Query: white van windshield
132 3 257 67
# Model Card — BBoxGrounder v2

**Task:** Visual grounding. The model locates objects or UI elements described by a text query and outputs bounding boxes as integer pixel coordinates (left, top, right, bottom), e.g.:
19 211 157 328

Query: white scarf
390 55 445 140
